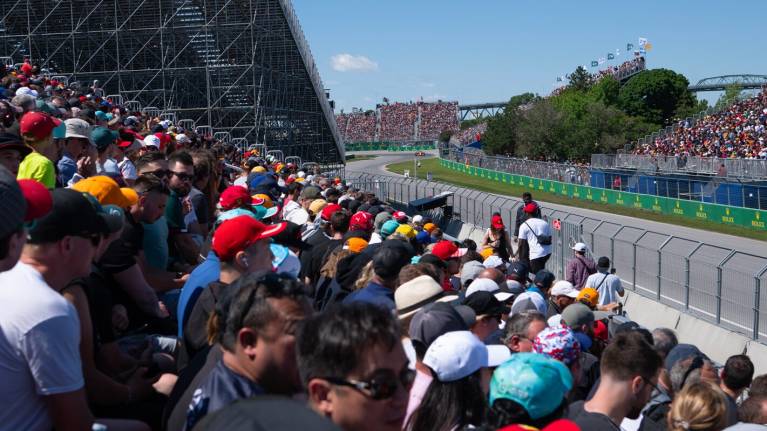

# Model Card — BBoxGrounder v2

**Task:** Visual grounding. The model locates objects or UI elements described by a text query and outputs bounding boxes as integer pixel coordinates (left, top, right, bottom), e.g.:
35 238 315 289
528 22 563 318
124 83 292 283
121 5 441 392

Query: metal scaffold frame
0 0 344 169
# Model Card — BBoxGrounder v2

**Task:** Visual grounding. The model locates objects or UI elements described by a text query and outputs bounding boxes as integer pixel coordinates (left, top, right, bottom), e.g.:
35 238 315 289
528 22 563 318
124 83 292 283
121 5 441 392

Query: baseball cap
372 240 414 279
396 275 447 319
374 211 392 231
219 186 255 211
300 185 322 200
253 194 273 208
533 270 556 290
0 167 26 238
19 111 62 140
412 214 424 224
489 352 573 420
0 132 32 158
214 208 259 226
533 325 581 366
17 179 53 222
432 240 459 261
64 118 92 142
142 134 161 149
576 287 599 308
395 224 416 239
550 280 579 298
270 244 301 278
665 344 709 372
423 222 436 233
508 261 530 282
212 215 286 261
345 237 368 253
572 242 588 253
561 302 594 328
380 219 400 238
71 175 138 208
308 199 328 216
27 188 106 244
319 203 342 221
195 396 342 431
463 291 510 317
91 126 118 150
465 278 513 302
511 291 547 315
409 302 475 349
483 255 505 269
523 202 539 214
460 260 485 287
418 253 447 270
272 221 311 251
252 205 279 221
491 214 504 229
350 211 373 231
393 210 408 222
424 331 511 382
415 230 433 245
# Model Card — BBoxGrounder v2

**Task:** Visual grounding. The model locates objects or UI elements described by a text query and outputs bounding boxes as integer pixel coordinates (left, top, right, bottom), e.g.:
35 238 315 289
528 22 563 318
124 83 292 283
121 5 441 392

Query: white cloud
331 54 378 72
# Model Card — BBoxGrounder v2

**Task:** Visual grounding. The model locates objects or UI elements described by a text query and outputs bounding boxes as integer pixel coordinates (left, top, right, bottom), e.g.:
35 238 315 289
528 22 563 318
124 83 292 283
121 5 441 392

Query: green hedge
440 159 767 231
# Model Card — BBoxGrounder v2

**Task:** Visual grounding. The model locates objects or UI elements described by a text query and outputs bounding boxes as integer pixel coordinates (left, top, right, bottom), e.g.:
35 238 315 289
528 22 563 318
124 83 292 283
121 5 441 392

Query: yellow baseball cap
253 194 273 208
395 224 416 239
71 175 138 208
308 199 327 216
251 166 267 173
577 287 599 309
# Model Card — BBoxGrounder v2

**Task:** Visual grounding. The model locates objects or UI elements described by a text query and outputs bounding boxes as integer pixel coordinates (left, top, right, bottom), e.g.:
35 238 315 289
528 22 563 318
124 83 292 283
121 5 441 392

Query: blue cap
252 205 278 220
215 208 258 226
489 352 572 420
91 126 118 150
415 230 433 245
270 243 289 266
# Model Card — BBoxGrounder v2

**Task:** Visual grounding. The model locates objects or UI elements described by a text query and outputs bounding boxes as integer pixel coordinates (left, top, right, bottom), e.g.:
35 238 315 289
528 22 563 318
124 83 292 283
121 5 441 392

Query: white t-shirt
118 158 138 180
0 262 83 431
518 217 552 259
585 271 624 306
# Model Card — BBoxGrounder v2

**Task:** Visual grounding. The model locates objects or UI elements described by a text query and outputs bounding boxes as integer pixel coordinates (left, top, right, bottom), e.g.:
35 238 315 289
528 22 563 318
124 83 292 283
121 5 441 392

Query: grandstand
336 101 460 143
0 0 344 167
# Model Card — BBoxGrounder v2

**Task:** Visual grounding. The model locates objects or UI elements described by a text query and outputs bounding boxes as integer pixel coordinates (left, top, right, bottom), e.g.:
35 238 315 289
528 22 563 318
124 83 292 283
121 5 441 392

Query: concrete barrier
745 342 767 375
622 291 681 331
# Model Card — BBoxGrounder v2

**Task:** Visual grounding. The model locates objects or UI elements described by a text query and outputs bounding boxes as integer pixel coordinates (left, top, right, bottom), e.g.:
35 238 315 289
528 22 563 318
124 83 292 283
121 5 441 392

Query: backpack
524 220 552 246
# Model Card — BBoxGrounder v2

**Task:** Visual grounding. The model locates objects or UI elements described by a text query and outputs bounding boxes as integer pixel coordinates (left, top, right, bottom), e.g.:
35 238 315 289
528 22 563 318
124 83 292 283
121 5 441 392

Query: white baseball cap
423 331 511 382
465 278 513 302
550 280 579 298
142 134 161 148
511 291 547 315
483 255 505 269
412 214 424 224
572 243 588 253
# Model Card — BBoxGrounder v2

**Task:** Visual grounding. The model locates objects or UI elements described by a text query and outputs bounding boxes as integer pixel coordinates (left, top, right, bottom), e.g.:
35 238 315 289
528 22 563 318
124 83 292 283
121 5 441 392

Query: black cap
195 396 342 431
463 291 510 317
273 221 311 251
409 302 475 348
533 269 556 290
27 189 106 244
372 240 414 279
0 133 32 158
419 253 447 269
508 261 530 282
598 256 611 269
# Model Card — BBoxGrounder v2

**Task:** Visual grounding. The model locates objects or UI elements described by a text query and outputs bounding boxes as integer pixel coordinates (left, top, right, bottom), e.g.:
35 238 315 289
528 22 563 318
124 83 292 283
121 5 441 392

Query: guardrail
592 153 767 180
346 141 437 152
345 170 767 342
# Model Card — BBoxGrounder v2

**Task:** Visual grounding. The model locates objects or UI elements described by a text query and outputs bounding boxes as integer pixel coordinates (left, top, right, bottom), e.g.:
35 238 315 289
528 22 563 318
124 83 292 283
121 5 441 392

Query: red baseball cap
523 202 539 214
431 240 459 261
491 214 504 229
17 179 52 221
212 215 286 261
393 210 408 222
350 211 373 232
19 112 62 140
320 203 342 221
219 186 256 211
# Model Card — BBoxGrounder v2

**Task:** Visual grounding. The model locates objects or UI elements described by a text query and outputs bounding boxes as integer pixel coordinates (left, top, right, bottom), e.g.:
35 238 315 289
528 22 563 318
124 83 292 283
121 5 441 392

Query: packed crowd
634 89 767 159
336 101 460 143
455 122 488 145
418 101 459 140
3 60 767 431
551 56 646 97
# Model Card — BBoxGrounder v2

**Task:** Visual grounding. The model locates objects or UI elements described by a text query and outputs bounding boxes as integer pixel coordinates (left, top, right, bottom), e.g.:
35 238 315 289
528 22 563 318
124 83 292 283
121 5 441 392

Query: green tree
588 76 620 106
514 99 566 158
617 68 699 126
438 130 453 143
568 66 592 92
714 83 743 110
482 93 539 155
460 117 486 130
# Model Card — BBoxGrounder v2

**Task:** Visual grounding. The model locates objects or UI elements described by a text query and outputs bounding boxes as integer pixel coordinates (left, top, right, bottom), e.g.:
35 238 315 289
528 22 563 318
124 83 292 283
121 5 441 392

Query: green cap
381 219 400 238
92 126 118 150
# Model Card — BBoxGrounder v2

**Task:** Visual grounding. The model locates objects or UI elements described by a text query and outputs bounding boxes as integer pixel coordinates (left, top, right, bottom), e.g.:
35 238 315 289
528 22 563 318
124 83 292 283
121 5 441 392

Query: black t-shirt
299 233 331 281
567 400 622 430
98 212 144 274
183 281 229 361
191 192 210 226
306 239 342 285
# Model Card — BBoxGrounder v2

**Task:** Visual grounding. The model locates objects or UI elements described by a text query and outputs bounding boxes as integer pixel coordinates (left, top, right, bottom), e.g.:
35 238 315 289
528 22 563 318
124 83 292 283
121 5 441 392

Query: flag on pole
638 37 648 47
591 60 598 67
616 48 621 56
556 76 562 82
598 57 606 65
607 53 615 60
627 43 634 51
644 42 653 52
639 46 646 54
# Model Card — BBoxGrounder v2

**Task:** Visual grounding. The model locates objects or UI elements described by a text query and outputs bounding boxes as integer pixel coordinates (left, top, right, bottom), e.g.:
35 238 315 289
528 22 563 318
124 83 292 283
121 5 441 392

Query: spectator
0 167 31 272
514 192 535 238
502 310 548 353
735 395 767 427
0 132 31 175
298 303 412 431
720 355 755 426
652 327 679 360
58 118 93 185
516 202 552 273
585 256 624 307
567 331 662 429
482 212 513 261
566 242 597 289
462 291 510 342
17 111 61 189
185 273 312 429
343 240 413 310
668 381 728 431
749 374 767 398
165 150 200 264
546 280 579 320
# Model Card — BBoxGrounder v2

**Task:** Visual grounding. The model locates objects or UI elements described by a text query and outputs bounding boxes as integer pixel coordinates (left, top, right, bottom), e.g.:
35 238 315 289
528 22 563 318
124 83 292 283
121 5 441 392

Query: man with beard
568 331 662 430
165 150 201 264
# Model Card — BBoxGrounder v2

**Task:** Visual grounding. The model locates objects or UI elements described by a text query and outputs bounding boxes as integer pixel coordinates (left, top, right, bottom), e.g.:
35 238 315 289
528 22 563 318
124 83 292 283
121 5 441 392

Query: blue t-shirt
57 152 77 186
343 281 395 310
143 216 170 270
177 251 220 338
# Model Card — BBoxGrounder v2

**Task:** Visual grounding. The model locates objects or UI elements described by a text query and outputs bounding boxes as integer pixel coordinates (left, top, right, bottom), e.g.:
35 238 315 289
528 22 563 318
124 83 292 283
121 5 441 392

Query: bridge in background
458 102 506 121
687 74 767 92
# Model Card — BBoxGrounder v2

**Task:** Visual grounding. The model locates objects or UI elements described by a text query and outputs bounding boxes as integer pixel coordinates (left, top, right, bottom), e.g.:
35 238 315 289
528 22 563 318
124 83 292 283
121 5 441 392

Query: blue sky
292 0 766 113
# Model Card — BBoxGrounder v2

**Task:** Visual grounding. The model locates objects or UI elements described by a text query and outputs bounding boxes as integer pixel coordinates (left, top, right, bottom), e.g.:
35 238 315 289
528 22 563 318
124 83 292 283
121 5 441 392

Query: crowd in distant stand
335 101 460 143
336 112 377 143
379 102 419 142
4 58 767 431
551 56 646 97
634 89 767 159
418 101 459 139
455 122 488 145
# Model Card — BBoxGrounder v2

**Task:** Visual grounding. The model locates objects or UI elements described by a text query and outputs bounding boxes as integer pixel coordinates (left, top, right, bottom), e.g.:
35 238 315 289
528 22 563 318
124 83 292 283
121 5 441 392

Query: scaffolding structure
0 0 344 167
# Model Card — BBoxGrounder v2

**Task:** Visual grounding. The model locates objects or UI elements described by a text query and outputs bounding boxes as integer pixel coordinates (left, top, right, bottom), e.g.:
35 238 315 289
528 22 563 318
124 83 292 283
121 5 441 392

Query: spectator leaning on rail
516 202 552 274
566 242 596 290
584 256 624 308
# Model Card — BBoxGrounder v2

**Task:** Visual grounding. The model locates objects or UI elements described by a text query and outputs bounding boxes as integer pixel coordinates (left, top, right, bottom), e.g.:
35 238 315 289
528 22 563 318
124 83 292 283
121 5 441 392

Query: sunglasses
171 171 194 182
146 169 171 179
322 368 415 400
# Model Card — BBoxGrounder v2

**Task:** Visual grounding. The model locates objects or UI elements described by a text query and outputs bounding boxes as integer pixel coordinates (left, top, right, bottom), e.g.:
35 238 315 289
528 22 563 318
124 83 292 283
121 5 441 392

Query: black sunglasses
322 368 415 400
171 171 194 182
146 169 171 179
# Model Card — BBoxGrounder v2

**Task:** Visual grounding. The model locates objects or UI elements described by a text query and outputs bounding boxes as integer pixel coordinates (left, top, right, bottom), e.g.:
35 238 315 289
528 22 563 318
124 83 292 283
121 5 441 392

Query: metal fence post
632 243 637 292
717 251 738 325
755 276 762 340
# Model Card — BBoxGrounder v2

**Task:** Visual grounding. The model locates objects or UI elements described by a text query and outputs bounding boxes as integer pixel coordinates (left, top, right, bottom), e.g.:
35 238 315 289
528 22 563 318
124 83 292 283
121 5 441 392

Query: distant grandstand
0 0 344 167
336 101 459 143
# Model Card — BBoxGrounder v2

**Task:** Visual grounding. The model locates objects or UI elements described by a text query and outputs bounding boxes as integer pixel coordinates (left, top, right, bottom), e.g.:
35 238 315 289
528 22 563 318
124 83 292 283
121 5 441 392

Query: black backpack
524 221 552 245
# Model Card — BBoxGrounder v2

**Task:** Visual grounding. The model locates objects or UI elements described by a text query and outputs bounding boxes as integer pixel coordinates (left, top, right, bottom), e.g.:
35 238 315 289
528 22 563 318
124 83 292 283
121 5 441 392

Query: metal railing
449 149 592 184
592 153 767 180
346 171 767 342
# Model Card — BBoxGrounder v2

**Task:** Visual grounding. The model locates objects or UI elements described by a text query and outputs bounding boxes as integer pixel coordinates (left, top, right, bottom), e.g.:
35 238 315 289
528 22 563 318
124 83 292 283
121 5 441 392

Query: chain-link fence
346 171 767 342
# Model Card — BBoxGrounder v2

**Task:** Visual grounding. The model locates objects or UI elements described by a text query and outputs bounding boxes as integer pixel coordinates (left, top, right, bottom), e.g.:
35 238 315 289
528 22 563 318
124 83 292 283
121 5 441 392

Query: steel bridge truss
688 74 767 92
0 0 344 166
